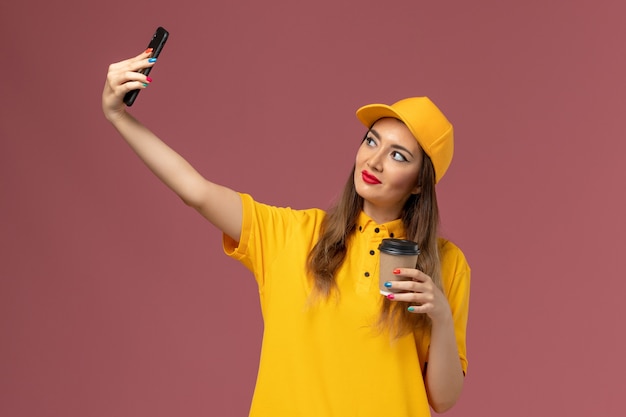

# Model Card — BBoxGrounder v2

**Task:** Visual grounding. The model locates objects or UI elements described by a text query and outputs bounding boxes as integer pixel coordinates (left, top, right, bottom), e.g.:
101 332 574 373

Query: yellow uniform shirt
223 193 470 417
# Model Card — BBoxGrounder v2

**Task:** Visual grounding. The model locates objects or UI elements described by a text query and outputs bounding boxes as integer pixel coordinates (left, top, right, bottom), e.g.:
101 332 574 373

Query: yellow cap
356 97 454 183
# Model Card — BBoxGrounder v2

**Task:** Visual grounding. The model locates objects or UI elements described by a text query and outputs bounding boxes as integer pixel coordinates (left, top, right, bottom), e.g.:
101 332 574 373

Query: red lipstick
362 170 381 185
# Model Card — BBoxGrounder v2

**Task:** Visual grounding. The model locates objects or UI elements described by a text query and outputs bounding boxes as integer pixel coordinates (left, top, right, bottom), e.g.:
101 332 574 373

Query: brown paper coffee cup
378 238 420 295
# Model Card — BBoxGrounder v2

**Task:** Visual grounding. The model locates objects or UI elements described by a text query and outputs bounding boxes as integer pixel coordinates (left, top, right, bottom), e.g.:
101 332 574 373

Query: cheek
389 168 420 192
354 146 366 165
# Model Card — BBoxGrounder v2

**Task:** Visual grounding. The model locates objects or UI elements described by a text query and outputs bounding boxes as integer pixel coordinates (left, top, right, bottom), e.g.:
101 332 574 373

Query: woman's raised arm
102 50 242 240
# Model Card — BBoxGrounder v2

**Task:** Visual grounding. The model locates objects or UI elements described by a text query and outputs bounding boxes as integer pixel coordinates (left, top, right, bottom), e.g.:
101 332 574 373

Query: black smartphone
123 26 169 106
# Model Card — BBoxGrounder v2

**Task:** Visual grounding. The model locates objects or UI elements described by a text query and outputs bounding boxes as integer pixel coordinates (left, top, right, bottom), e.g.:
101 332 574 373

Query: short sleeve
222 193 325 289
222 193 292 286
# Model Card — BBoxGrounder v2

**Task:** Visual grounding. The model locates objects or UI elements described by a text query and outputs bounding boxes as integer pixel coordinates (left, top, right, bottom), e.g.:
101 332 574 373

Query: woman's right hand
100 50 243 240
102 49 155 121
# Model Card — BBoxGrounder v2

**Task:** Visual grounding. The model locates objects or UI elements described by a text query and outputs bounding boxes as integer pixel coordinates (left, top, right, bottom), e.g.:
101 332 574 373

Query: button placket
356 225 381 293
364 229 387 292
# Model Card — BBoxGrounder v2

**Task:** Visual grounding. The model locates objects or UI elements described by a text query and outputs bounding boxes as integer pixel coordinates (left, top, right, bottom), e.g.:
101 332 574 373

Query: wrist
104 107 129 124
430 307 453 328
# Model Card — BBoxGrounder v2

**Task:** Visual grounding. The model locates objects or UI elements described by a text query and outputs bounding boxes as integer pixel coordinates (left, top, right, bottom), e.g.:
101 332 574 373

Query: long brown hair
307 138 442 338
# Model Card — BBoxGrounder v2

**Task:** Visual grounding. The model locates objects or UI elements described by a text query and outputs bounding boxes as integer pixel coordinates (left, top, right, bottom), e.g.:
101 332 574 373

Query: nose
366 149 384 172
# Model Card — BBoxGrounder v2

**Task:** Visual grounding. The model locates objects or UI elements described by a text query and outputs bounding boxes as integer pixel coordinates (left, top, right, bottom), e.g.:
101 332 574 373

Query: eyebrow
368 128 416 159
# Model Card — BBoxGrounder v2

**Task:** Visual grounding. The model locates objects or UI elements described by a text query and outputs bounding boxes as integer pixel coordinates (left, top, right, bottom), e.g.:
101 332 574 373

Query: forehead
370 118 422 153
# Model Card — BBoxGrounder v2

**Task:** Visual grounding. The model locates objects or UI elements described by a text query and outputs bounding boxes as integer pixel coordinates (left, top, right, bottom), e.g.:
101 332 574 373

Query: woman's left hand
385 268 452 324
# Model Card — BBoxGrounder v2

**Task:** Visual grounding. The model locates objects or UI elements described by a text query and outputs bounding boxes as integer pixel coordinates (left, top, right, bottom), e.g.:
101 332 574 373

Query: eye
391 151 408 162
364 136 376 147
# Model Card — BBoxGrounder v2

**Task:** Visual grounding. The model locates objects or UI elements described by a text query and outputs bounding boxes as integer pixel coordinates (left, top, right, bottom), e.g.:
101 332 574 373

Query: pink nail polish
393 268 401 275
146 76 153 83
387 294 395 300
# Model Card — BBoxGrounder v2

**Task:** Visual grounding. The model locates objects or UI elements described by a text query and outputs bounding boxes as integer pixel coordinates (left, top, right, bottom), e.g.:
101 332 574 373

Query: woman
103 50 470 416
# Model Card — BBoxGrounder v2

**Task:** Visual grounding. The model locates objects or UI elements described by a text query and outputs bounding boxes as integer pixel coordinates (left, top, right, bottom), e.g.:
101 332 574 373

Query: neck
362 202 402 224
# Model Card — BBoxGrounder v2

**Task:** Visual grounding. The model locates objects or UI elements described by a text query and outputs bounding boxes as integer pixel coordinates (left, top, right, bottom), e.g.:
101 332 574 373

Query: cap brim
356 104 405 129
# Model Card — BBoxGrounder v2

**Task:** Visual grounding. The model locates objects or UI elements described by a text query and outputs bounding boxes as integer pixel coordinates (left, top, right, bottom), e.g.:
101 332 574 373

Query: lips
361 170 381 185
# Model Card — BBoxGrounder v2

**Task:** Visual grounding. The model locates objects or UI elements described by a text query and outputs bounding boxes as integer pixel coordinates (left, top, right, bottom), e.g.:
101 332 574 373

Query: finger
107 69 152 93
391 268 420 278
127 48 156 65
410 270 432 283
384 292 435 315
383 279 421 293
106 77 150 98
386 291 434 305
129 80 151 91
123 70 153 83
121 57 156 75
407 304 432 314
108 50 156 74
393 268 433 285
120 80 150 94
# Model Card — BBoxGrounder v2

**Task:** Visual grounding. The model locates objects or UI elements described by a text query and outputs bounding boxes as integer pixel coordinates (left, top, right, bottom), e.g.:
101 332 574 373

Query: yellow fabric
223 193 470 417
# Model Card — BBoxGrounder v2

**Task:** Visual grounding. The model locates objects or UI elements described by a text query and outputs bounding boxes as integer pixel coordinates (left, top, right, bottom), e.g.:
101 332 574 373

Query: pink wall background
2 0 625 415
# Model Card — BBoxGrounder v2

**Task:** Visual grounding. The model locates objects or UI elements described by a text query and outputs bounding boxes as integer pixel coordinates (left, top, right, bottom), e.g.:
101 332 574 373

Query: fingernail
393 269 401 275
146 76 153 83
142 83 149 87
386 294 395 300
407 306 415 312
145 48 154 54
148 58 157 63
384 282 392 288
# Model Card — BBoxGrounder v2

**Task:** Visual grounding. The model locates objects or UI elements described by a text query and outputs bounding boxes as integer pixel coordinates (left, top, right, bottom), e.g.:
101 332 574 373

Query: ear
410 173 422 195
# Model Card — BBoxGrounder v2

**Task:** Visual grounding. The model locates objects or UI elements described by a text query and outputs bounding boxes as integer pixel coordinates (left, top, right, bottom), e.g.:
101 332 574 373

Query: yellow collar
355 211 406 239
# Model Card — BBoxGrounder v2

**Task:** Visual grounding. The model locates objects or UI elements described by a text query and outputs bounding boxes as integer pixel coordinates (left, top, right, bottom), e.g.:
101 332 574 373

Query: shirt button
369 250 375 256
359 226 363 231
364 272 370 277
390 232 395 238
374 228 380 233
